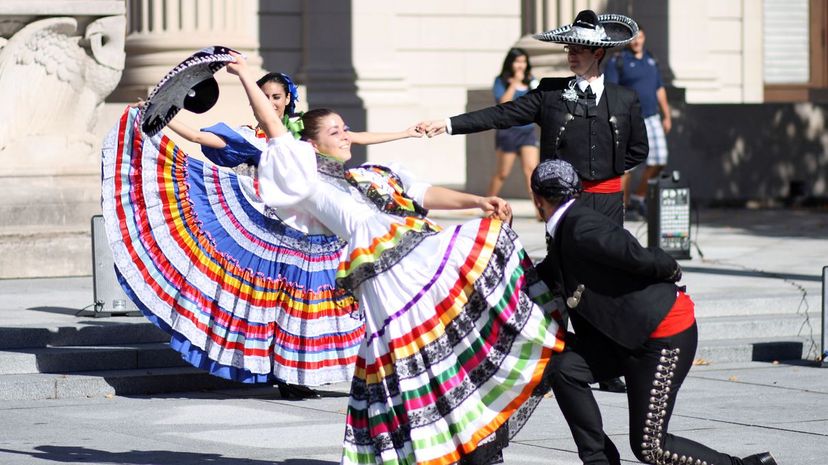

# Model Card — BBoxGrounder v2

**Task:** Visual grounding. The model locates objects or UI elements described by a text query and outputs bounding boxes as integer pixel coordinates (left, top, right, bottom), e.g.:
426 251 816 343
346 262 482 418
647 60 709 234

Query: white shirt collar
575 74 605 104
545 198 577 239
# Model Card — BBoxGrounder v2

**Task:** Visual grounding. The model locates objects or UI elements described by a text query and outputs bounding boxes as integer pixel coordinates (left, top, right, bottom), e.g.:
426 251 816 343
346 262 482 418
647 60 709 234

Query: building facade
1 0 825 277
106 0 828 201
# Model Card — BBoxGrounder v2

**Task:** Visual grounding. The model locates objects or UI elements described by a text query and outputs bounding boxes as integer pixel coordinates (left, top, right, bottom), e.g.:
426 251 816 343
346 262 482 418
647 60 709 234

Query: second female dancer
227 50 566 465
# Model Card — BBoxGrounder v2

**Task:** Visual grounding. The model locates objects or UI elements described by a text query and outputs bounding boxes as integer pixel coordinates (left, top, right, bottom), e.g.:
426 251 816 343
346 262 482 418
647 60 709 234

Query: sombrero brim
141 45 238 136
533 14 638 48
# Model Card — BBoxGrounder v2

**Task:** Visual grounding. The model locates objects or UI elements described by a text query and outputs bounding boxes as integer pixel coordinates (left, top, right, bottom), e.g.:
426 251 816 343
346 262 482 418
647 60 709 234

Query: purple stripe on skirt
366 225 462 343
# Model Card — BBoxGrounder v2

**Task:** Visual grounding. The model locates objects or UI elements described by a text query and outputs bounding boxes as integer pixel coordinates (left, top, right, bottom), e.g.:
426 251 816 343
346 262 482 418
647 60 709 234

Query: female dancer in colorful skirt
152 69 422 399
224 51 566 464
145 67 422 398
103 48 368 397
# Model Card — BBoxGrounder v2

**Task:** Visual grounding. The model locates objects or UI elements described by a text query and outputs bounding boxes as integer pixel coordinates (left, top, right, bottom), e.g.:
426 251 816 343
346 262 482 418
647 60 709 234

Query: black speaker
646 171 691 260
90 215 141 317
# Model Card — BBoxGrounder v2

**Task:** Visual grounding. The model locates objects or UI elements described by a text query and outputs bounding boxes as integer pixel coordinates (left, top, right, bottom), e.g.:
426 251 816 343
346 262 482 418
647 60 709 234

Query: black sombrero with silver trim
141 45 238 136
533 10 638 48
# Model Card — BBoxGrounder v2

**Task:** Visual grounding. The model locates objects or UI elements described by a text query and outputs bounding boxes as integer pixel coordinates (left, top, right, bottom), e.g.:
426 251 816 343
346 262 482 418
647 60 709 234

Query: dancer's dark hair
256 72 299 116
300 108 336 141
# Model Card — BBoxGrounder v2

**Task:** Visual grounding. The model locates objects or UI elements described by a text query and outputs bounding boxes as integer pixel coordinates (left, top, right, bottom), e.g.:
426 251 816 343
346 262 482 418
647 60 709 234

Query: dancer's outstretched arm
226 52 287 139
166 119 227 149
350 126 423 145
423 187 511 222
130 99 228 149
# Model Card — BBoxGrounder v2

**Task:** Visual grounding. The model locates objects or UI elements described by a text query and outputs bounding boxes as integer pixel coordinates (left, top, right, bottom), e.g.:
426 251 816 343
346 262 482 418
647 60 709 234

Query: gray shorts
495 125 538 153
644 114 668 166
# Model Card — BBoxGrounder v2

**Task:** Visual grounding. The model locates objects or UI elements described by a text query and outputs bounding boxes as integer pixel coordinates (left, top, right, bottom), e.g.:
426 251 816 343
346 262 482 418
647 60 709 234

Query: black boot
277 382 321 400
741 452 777 465
597 376 626 393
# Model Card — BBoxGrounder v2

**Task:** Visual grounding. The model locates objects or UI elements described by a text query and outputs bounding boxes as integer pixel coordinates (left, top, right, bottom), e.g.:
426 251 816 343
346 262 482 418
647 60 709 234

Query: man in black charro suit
420 9 645 394
421 10 648 227
530 158 777 465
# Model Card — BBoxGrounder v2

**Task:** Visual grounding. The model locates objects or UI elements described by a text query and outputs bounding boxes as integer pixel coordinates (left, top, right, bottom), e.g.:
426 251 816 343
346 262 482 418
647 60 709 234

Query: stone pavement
0 205 827 464
0 361 826 464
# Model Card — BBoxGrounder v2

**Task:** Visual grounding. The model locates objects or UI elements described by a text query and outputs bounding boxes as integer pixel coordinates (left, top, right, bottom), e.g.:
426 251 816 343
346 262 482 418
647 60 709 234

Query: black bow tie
573 85 597 118
579 85 596 98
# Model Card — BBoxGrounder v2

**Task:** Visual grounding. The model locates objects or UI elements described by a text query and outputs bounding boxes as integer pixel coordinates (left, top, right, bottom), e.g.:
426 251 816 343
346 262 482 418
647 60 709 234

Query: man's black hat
533 9 638 48
531 159 583 200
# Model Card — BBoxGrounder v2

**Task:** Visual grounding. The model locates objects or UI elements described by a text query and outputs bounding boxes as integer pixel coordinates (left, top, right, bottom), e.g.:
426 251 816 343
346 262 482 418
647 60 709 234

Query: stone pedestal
0 1 127 278
0 0 267 278
299 1 424 171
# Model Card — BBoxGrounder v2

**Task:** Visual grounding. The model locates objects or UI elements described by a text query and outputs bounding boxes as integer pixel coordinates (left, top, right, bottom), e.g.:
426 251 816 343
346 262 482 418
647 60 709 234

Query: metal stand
647 171 691 260
822 266 827 367
75 301 143 318
85 215 143 318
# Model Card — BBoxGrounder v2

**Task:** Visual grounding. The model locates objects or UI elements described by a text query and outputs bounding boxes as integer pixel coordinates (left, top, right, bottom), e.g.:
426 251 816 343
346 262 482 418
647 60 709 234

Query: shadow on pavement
694 207 828 240
0 446 337 465
681 266 822 282
26 306 86 316
127 386 351 401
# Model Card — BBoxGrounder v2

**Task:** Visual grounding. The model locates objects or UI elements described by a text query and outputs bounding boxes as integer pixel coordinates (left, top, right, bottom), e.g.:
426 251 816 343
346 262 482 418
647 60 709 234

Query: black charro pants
577 191 624 226
548 323 739 465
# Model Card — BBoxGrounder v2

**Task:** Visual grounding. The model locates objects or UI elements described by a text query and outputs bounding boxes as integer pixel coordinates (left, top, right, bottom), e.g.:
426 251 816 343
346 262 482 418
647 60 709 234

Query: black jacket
537 203 680 350
450 77 648 181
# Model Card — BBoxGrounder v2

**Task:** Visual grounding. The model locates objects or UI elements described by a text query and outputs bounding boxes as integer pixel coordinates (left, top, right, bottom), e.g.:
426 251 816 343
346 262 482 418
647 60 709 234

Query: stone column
299 0 367 164
112 0 262 100
350 1 420 170
107 0 265 156
665 0 716 102
298 1 461 176
741 0 763 103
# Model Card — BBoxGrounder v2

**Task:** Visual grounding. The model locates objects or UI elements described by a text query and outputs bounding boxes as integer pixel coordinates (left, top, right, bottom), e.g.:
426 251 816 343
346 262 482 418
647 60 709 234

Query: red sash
582 176 622 193
650 291 696 339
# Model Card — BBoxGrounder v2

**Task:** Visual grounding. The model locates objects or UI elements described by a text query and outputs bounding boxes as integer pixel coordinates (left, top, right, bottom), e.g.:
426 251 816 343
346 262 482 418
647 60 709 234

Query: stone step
0 322 169 350
0 338 808 400
0 227 92 278
0 367 250 401
0 175 100 229
692 294 820 318
695 336 816 364
0 330 815 400
0 342 187 375
696 312 820 341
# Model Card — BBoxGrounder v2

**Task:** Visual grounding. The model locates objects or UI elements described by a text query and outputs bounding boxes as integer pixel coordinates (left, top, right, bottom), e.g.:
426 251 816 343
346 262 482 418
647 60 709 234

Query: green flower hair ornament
283 114 304 140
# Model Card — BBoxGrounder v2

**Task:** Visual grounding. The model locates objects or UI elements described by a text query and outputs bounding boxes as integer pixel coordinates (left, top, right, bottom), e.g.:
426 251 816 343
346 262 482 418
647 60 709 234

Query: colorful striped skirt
100 107 364 386
341 217 565 464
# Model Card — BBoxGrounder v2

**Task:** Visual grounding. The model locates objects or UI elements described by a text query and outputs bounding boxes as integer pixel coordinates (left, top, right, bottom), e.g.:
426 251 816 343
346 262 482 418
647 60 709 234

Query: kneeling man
532 159 776 465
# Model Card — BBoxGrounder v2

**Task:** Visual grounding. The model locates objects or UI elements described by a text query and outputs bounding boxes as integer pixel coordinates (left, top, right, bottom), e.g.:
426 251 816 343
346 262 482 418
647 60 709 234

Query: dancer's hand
669 264 682 282
405 125 425 138
129 98 146 109
225 51 249 76
478 196 512 222
419 120 447 138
